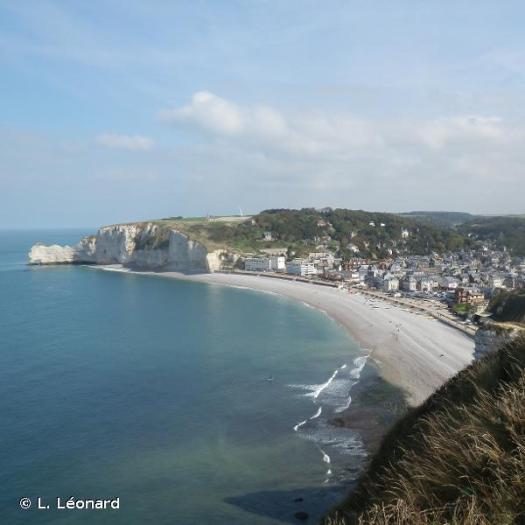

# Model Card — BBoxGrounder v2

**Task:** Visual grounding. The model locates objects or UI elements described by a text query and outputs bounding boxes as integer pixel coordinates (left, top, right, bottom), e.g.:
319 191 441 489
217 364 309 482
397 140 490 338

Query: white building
245 256 286 272
440 276 459 290
382 274 399 292
245 257 272 272
489 274 505 289
286 259 317 277
270 256 286 272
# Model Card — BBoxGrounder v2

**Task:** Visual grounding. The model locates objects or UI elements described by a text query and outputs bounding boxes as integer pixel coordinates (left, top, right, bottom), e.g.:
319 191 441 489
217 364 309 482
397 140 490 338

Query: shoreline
93 265 474 406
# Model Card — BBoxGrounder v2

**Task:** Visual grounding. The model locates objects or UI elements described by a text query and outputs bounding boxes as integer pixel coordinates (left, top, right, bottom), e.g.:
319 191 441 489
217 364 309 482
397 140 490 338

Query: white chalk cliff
28 223 226 272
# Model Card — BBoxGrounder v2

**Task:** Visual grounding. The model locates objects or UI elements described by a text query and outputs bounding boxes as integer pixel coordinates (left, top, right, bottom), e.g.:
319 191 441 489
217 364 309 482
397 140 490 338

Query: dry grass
323 336 525 525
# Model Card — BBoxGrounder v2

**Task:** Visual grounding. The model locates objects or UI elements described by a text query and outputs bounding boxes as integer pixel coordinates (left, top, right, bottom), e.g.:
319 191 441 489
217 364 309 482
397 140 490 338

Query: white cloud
160 91 520 160
417 115 508 149
159 92 244 135
159 91 380 158
154 91 525 213
95 133 154 151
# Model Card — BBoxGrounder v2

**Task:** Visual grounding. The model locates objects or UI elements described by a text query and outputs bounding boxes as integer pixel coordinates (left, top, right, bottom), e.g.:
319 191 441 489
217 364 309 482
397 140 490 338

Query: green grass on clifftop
323 335 525 525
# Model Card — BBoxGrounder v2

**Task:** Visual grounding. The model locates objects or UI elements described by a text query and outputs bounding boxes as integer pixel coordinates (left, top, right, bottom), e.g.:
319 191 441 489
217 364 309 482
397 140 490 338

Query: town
237 235 525 329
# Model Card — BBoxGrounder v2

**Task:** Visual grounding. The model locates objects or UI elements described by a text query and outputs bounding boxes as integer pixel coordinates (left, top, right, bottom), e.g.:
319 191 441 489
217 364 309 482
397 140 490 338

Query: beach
101 266 475 406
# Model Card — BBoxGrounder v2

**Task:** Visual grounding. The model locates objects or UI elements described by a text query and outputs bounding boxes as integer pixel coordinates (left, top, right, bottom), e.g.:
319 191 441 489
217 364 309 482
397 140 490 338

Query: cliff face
28 223 226 272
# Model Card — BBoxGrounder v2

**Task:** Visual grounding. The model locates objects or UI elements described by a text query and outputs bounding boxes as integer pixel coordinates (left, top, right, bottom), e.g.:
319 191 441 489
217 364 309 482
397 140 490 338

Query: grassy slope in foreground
323 335 525 525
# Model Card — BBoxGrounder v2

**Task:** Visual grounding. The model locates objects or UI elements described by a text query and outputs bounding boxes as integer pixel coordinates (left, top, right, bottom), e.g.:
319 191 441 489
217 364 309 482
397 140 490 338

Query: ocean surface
0 230 369 524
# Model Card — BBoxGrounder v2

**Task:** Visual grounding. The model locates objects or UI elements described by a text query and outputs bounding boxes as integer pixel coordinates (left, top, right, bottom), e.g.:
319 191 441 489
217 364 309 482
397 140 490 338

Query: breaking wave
290 353 370 482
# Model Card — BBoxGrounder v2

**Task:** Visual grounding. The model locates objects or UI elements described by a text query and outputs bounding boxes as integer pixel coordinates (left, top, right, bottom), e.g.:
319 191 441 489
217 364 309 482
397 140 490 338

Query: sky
1 0 525 228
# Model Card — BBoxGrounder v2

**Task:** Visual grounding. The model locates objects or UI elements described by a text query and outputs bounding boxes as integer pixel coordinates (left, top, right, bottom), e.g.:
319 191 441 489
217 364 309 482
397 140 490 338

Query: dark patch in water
225 484 353 523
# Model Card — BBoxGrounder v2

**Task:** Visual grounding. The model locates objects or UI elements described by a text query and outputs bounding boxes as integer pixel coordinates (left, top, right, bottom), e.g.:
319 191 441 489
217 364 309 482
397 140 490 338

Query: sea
0 230 371 524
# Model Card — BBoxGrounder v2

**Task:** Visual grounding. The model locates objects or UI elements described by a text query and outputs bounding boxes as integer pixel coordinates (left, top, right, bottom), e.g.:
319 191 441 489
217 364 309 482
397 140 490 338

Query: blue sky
1 1 525 228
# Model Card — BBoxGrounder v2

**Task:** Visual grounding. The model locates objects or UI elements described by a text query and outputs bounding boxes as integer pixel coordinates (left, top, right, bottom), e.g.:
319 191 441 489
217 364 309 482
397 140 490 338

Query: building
382 274 399 292
270 256 286 272
286 259 317 277
244 257 272 272
488 274 505 289
400 275 417 292
455 287 485 306
245 256 285 272
440 276 460 290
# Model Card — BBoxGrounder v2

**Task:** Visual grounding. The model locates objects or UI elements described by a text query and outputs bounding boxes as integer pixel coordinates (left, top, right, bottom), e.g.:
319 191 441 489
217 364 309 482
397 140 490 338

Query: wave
311 368 339 399
310 406 322 420
290 353 370 481
289 354 368 411
320 448 331 464
350 355 369 379
293 419 308 432
293 405 323 431
335 394 352 413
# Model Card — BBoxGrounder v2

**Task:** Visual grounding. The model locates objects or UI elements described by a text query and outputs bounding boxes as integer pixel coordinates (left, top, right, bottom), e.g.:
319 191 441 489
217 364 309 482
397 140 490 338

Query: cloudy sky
1 1 525 228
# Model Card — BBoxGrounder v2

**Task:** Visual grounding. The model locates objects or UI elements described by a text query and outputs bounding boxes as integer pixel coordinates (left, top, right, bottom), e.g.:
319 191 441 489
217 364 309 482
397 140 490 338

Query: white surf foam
350 355 368 379
311 368 339 399
335 394 352 413
293 419 308 432
320 447 331 464
309 406 322 420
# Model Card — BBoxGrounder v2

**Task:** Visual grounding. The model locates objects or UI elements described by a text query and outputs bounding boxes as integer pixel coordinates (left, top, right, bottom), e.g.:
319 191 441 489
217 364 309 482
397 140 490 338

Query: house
346 243 360 253
417 277 434 292
382 274 399 292
488 274 505 289
455 287 485 306
440 276 459 290
400 275 417 292
358 265 370 282
345 271 361 283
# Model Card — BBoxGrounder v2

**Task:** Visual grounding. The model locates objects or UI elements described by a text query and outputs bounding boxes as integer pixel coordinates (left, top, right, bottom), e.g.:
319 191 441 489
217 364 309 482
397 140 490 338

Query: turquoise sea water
0 230 368 524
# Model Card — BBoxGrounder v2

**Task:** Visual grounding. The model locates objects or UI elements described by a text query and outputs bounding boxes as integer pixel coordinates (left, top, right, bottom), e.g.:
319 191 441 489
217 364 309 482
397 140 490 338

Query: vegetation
458 216 525 256
322 335 525 525
150 209 476 258
399 211 477 226
489 290 525 325
128 209 525 259
452 303 471 315
134 227 171 250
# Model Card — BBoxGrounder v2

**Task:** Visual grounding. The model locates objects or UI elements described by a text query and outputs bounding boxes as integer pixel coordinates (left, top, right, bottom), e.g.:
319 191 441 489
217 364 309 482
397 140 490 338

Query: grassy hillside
150 208 472 258
489 290 525 325
323 335 525 525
